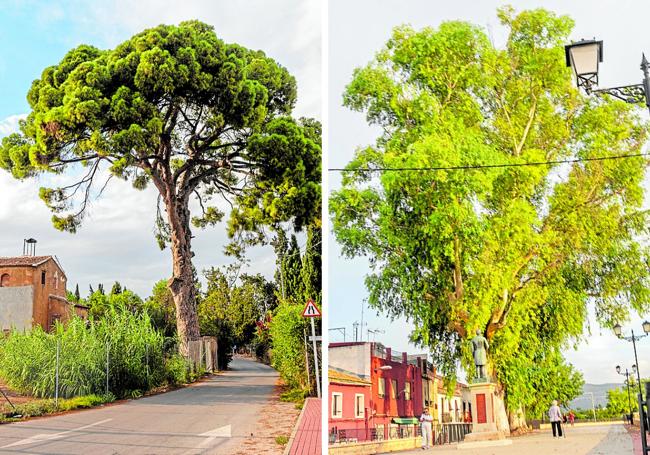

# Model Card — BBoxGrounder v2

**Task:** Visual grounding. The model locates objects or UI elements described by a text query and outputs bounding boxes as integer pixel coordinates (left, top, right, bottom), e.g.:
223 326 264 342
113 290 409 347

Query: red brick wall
0 259 68 330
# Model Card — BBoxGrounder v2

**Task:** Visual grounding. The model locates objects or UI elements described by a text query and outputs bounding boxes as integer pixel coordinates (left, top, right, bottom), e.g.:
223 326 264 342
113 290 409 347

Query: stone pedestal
457 381 512 449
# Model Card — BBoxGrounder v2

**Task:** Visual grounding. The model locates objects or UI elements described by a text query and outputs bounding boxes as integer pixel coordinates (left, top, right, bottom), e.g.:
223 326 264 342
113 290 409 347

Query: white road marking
1 418 113 448
182 425 232 454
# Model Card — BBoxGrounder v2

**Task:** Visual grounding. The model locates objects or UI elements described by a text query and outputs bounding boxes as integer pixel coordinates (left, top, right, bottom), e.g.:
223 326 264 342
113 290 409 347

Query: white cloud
0 114 26 137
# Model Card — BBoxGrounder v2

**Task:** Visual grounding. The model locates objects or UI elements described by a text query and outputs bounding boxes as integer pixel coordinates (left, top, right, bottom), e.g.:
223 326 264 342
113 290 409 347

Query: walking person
420 408 434 450
549 400 564 438
568 410 575 427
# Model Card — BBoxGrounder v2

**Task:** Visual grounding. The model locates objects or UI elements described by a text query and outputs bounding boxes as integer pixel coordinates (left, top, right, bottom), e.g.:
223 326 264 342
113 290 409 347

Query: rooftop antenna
23 238 37 256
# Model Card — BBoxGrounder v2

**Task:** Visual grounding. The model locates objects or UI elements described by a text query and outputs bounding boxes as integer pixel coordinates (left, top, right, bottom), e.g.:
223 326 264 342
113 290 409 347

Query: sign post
302 299 321 398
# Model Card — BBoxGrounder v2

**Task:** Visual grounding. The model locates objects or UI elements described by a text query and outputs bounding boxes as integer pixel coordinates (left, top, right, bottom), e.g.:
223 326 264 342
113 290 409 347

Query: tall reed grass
0 305 171 398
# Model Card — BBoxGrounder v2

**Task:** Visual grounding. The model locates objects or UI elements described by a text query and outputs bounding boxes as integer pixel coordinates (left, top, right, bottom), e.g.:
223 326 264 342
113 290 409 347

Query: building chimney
402 352 408 364
23 238 37 256
386 347 392 361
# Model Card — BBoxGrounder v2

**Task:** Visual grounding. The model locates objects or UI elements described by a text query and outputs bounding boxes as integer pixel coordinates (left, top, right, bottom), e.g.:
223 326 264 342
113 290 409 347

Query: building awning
392 417 419 425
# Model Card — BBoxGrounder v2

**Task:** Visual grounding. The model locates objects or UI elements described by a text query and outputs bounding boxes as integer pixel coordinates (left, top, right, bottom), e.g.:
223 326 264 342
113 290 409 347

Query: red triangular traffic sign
302 299 321 318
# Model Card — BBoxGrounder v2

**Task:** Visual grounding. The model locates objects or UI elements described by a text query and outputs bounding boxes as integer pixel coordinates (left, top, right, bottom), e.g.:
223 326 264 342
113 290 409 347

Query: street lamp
615 364 635 424
613 322 650 453
565 39 650 112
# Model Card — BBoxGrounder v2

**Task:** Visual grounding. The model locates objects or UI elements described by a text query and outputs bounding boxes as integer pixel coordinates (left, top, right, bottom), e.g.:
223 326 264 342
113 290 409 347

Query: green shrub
269 302 310 389
275 435 289 445
164 354 189 386
280 387 308 406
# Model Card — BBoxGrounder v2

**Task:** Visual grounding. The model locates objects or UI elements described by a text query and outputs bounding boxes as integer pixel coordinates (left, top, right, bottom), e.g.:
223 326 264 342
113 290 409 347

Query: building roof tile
0 256 53 267
329 368 371 386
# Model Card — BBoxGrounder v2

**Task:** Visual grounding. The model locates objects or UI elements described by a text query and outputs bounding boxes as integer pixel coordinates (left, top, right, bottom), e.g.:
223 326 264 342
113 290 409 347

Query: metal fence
434 423 472 444
329 422 472 445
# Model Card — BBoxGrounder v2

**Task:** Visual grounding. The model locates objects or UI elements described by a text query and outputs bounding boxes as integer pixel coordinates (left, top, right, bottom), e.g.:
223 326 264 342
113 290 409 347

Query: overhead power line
328 152 650 173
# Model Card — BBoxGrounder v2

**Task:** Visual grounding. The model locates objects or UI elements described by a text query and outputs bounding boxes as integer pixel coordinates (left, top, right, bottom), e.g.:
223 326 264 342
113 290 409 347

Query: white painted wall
329 344 372 379
0 285 33 331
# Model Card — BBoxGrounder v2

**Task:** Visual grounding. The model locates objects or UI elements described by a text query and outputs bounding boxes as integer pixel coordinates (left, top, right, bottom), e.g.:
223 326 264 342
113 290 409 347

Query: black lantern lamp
565 39 650 111
565 39 603 92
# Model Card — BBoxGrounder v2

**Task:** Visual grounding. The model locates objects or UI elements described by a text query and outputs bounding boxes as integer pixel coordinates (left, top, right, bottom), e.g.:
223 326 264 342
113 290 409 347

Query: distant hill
568 383 621 410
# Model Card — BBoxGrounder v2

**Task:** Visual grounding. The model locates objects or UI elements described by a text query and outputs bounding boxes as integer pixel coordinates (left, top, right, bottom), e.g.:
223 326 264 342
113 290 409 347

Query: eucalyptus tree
331 7 650 430
0 21 321 355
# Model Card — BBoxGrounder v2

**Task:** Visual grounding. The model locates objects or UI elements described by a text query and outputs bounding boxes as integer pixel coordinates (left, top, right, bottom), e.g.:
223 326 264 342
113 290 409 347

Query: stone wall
0 285 34 332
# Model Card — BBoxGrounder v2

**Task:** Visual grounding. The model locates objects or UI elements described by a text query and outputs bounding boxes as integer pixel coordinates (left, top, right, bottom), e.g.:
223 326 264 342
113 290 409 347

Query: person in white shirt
420 408 434 449
548 400 564 438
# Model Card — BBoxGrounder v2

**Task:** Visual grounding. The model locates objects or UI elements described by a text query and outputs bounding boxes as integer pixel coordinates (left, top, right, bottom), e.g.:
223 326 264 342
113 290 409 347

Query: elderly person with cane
549 400 564 438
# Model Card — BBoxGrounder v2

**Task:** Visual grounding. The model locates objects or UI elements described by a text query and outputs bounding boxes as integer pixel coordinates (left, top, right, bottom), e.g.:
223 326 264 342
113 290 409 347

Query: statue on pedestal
471 330 489 381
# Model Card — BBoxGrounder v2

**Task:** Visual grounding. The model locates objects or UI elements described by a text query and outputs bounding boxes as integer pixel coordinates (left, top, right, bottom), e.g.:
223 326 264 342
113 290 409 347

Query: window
378 377 386 398
41 271 46 285
405 382 411 400
54 271 59 289
391 379 397 399
331 392 343 418
355 394 365 418
0 274 8 287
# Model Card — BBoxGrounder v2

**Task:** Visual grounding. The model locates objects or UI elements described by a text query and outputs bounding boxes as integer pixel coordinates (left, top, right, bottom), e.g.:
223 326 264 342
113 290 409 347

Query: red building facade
329 342 430 441
328 369 371 442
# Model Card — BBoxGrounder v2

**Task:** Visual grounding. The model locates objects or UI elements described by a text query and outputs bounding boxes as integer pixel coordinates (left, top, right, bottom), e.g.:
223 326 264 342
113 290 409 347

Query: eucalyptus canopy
331 7 650 428
0 20 321 355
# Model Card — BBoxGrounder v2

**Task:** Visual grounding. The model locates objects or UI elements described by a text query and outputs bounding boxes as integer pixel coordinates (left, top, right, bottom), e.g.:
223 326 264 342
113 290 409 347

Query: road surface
0 357 279 454
387 423 633 455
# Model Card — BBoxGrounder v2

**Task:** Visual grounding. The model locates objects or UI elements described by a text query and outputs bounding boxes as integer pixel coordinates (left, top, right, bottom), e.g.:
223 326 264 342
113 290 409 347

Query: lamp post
613 322 650 453
565 39 650 113
616 365 635 424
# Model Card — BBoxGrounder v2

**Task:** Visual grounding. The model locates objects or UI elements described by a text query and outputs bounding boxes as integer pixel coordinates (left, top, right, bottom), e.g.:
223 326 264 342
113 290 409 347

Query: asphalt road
388 423 633 455
0 357 278 454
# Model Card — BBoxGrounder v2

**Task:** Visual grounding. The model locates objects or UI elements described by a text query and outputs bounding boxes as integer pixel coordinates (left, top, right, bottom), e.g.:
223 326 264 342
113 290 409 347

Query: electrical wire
328 152 650 172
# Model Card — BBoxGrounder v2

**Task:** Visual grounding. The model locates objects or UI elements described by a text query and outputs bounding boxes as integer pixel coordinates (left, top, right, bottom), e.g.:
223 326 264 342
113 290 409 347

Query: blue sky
328 0 650 385
0 0 320 298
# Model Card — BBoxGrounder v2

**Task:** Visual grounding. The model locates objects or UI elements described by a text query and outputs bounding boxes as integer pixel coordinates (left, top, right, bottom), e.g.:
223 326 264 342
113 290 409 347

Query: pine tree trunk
165 194 201 357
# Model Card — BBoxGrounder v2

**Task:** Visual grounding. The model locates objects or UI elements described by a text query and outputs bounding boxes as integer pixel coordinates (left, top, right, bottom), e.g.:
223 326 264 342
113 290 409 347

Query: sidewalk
286 397 321 455
384 423 633 455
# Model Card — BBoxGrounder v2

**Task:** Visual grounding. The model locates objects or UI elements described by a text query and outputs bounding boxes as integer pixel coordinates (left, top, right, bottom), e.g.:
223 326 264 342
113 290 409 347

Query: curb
284 397 312 455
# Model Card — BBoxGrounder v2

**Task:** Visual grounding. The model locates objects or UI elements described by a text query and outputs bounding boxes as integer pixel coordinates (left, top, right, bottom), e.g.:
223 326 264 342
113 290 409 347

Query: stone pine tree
331 7 650 430
0 21 321 356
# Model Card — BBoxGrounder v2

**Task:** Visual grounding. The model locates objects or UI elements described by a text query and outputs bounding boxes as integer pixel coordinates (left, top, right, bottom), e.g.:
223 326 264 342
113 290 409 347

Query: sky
328 0 650 386
0 0 320 298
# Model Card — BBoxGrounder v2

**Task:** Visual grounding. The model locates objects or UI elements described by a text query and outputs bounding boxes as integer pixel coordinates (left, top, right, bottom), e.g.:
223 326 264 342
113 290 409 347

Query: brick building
0 255 87 332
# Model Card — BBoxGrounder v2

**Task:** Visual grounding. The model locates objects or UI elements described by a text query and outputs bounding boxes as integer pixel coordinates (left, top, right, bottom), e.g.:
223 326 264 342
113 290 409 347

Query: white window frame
354 394 365 418
331 392 343 419
378 377 386 398
405 382 411 400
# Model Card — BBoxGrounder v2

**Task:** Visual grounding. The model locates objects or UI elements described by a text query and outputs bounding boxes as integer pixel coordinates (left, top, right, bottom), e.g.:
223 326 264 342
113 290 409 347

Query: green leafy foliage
269 302 310 389
331 6 650 426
